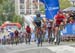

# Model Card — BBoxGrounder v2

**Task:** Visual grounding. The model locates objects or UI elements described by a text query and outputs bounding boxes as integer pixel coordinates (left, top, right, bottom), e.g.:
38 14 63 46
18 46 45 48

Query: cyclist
26 25 31 44
53 11 66 45
14 30 19 45
47 19 54 44
33 12 44 46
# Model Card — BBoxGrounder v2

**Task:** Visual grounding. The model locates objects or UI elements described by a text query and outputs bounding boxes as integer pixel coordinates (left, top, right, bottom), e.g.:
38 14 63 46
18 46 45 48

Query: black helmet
36 13 40 17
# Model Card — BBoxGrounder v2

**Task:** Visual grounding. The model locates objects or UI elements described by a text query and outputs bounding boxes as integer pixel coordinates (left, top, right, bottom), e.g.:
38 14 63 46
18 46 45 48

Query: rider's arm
53 16 56 28
33 21 36 26
42 18 46 23
33 17 37 27
63 15 67 25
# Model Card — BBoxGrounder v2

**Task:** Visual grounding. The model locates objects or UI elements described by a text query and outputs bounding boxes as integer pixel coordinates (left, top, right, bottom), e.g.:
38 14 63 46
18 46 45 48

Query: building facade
14 0 40 15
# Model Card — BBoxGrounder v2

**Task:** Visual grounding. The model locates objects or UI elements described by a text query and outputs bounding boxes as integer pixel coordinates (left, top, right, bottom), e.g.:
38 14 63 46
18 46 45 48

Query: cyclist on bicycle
47 19 54 44
33 12 44 46
53 11 66 45
14 30 19 45
26 25 31 44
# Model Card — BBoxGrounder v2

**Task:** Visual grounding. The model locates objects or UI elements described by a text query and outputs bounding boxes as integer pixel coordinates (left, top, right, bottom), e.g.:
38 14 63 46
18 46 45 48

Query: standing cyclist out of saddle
33 12 45 46
53 11 66 45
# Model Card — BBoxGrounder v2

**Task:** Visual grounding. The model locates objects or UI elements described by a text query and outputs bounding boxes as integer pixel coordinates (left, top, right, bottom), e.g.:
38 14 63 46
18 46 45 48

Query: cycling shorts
35 21 41 27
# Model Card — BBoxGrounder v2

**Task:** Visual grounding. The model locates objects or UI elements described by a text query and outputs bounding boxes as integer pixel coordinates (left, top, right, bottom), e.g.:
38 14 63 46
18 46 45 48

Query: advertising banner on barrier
61 23 75 35
40 0 60 19
31 23 75 40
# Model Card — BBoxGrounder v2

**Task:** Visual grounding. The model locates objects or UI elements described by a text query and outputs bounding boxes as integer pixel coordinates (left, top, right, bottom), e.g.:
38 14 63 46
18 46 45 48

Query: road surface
0 42 75 53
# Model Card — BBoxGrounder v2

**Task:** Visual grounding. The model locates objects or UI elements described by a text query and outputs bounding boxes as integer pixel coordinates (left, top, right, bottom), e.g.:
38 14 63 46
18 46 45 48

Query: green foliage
12 14 23 26
0 0 7 4
0 0 23 26
59 0 72 9
0 0 3 4
40 4 45 14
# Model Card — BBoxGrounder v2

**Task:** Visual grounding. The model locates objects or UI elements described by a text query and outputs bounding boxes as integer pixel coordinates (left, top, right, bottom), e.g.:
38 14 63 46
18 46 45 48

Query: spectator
67 12 75 23
72 12 75 22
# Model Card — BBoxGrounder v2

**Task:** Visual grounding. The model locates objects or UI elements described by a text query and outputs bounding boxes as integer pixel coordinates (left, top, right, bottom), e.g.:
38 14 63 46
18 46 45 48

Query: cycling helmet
36 11 41 17
36 13 40 17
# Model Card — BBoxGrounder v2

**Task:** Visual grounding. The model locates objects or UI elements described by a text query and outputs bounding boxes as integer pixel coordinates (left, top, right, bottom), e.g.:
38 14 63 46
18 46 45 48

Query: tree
2 0 15 21
0 0 23 26
59 0 72 9
12 14 24 26
0 0 2 3
0 0 8 4
40 4 45 14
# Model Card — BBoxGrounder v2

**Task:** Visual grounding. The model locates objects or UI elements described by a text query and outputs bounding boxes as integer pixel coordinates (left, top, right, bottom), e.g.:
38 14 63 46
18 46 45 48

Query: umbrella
63 7 75 12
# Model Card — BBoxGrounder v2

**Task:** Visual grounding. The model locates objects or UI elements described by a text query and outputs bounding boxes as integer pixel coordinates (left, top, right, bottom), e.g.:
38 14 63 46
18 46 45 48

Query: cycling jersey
55 13 65 26
26 26 31 33
34 17 42 27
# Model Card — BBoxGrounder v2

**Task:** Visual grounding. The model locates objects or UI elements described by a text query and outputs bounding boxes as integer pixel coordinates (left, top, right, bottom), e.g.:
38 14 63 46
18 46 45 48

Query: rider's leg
54 26 59 45
48 27 50 43
48 27 52 44
37 27 43 47
41 37 42 46
55 26 61 45
25 34 28 44
42 28 46 42
50 29 53 43
28 33 31 44
37 37 40 47
56 28 61 45
40 30 43 46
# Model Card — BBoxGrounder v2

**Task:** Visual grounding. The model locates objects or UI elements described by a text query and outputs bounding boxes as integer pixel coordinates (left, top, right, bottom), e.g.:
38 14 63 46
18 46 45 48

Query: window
20 5 24 9
20 11 25 14
20 9 25 14
20 0 24 3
